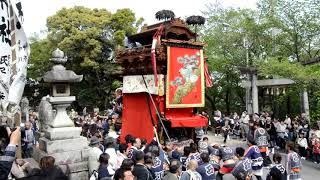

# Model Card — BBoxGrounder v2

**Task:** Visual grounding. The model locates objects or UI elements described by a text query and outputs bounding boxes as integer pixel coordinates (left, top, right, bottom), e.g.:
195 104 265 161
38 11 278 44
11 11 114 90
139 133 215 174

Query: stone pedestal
49 96 75 128
33 127 90 180
33 49 87 179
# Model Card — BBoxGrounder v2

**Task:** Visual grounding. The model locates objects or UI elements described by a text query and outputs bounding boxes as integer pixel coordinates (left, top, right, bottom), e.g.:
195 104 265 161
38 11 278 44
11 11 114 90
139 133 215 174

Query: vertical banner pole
14 112 22 159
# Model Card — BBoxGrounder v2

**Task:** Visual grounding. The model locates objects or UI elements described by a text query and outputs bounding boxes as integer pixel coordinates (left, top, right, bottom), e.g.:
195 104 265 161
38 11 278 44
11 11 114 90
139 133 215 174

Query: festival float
116 11 212 143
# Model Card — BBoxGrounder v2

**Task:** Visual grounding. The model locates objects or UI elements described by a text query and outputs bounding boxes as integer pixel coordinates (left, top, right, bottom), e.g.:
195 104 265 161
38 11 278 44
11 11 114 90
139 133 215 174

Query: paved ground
204 131 320 180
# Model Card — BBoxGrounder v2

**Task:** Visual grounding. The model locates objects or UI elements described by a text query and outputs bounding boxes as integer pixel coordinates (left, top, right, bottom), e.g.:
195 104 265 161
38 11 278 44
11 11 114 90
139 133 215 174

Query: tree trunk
287 95 291 116
226 89 230 115
205 94 216 110
237 90 245 104
294 32 300 62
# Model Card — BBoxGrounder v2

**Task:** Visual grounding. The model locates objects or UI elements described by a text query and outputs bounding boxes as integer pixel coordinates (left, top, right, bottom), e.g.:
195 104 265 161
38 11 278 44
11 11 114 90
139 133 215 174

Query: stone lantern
43 48 83 127
33 48 89 180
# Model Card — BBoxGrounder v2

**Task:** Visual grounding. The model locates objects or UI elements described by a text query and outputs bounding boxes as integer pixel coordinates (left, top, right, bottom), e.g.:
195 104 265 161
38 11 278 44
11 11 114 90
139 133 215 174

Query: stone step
45 127 82 140
59 161 88 173
69 171 89 180
39 136 88 154
33 147 90 164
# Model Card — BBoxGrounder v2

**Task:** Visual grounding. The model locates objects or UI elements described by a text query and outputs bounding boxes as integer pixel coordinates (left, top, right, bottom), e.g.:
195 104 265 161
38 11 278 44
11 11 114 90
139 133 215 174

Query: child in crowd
296 133 308 160
313 138 320 164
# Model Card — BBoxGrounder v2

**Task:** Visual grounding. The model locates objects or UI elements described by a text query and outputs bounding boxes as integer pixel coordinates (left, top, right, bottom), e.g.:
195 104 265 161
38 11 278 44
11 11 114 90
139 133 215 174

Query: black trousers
215 127 221 135
299 146 307 158
216 172 224 180
314 153 320 163
223 133 228 143
276 136 286 149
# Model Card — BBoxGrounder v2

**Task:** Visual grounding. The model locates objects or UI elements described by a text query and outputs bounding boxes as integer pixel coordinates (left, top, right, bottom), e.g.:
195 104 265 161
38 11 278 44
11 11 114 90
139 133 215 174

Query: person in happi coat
198 137 209 154
128 138 141 161
196 152 215 180
149 145 166 180
244 136 263 180
266 153 287 180
186 143 201 163
209 143 221 171
231 147 252 180
180 146 191 171
286 141 302 180
216 145 236 180
253 122 271 166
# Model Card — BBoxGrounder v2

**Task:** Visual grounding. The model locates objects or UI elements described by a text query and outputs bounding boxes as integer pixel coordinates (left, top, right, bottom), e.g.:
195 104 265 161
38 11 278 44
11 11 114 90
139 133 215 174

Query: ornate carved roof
115 45 167 75
128 18 197 45
115 18 206 75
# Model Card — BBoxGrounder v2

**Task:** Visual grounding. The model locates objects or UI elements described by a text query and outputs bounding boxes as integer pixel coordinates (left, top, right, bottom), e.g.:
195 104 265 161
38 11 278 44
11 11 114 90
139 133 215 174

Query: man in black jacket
0 127 20 180
132 151 153 180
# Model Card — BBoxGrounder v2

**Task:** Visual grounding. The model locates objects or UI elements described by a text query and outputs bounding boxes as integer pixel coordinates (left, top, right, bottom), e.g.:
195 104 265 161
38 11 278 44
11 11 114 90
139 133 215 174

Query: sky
23 0 258 37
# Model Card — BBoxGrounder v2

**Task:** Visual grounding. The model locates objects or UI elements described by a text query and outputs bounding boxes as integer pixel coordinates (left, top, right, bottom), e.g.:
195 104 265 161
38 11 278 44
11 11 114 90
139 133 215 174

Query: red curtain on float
120 93 158 143
165 108 208 128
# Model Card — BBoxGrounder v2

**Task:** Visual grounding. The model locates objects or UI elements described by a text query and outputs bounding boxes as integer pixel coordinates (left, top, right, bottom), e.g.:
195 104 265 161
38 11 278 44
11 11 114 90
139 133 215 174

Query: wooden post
159 126 163 143
14 112 22 159
191 128 195 142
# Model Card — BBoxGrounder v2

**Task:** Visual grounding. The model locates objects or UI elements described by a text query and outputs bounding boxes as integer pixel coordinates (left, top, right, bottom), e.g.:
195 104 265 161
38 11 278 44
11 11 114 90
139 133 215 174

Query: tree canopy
27 2 320 122
202 0 320 120
28 7 143 110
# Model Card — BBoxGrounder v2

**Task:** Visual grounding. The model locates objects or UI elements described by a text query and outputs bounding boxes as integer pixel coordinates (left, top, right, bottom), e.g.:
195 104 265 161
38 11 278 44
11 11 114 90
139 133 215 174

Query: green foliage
202 0 320 118
310 91 320 126
28 6 143 109
258 0 320 62
257 58 320 86
202 4 267 114
28 36 54 79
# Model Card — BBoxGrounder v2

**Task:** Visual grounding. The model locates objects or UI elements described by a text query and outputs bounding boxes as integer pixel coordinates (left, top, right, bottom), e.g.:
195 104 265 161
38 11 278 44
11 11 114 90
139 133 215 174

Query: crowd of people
0 86 316 180
211 110 320 164
80 105 315 180
0 127 68 180
79 119 304 180
82 127 302 180
0 88 125 180
0 122 303 180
